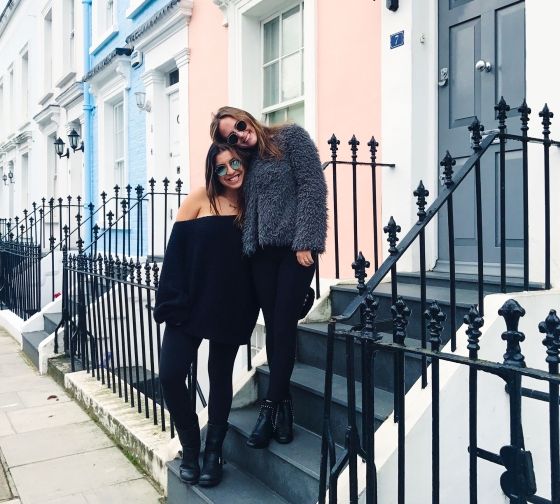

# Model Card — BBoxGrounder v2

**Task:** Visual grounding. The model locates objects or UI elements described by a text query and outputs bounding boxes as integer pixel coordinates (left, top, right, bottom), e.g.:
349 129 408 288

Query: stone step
330 282 474 338
297 323 424 392
167 458 289 504
395 271 544 293
256 363 393 447
21 330 49 368
225 404 327 503
43 311 62 334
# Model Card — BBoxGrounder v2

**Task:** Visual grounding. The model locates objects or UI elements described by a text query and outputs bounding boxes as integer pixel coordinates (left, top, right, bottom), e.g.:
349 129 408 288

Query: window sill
126 0 152 19
55 71 77 89
90 25 119 56
38 91 54 107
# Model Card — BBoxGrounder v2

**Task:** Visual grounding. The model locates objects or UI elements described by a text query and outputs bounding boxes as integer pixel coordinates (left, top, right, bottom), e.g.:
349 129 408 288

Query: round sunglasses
215 158 242 177
226 120 247 145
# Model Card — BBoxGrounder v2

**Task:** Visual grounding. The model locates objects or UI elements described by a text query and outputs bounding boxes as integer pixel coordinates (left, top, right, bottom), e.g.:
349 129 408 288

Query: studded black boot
274 398 294 444
246 399 276 449
199 423 229 487
175 417 201 485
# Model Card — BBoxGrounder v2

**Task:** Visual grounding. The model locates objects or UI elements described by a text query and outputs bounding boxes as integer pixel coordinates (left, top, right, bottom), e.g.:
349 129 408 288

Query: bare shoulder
176 187 208 222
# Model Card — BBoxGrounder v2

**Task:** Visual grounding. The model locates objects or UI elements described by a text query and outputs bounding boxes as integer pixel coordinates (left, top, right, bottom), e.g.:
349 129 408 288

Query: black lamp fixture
54 137 70 159
7 169 13 184
387 0 398 11
2 173 7 186
68 129 84 152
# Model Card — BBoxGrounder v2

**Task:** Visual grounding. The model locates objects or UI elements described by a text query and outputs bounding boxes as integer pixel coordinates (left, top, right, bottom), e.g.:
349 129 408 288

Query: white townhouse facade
0 0 85 221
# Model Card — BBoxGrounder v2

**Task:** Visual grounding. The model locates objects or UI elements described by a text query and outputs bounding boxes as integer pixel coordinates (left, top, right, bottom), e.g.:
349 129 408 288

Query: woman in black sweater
211 107 327 449
154 144 258 487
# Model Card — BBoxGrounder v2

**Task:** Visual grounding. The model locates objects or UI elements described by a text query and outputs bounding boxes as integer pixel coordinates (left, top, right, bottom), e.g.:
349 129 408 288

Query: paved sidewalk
0 327 163 504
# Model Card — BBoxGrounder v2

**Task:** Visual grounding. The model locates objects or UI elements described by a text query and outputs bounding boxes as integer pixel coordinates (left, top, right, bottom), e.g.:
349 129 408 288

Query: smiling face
218 116 258 149
214 149 245 191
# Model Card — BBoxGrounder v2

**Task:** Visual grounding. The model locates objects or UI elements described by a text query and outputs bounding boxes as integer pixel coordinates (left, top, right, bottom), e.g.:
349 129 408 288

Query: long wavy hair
205 143 252 226
210 106 283 160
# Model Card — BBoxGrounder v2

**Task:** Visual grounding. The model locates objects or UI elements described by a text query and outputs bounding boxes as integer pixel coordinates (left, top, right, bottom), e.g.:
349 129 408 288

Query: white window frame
112 100 125 189
8 65 14 135
43 9 53 95
87 55 130 197
90 0 118 55
261 2 305 125
126 0 153 19
0 80 4 141
224 0 317 140
20 48 29 124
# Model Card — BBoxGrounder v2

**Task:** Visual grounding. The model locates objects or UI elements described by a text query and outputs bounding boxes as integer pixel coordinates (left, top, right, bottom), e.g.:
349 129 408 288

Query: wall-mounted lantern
68 129 84 153
387 0 398 11
2 174 7 185
54 137 70 159
7 169 13 184
55 129 85 158
135 91 151 112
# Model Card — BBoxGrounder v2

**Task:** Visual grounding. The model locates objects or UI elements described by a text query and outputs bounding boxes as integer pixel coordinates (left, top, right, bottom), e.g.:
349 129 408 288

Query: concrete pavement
0 327 163 504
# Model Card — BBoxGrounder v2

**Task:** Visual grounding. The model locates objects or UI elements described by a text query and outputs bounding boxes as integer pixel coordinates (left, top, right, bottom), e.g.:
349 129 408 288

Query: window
169 68 179 86
113 101 125 188
0 82 4 139
91 0 117 53
105 0 114 32
43 10 53 93
8 67 14 133
21 51 28 120
65 0 75 70
262 3 304 126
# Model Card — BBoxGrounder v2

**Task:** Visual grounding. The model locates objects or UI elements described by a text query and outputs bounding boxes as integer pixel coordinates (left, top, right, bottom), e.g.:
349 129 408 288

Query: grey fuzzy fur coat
242 124 328 256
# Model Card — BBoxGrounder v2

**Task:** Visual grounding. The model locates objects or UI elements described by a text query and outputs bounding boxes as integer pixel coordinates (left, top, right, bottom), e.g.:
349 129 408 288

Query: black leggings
159 326 239 428
251 247 316 402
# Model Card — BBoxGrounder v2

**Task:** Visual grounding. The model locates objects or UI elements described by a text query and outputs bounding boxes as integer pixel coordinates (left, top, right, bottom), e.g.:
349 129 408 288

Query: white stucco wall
372 289 559 503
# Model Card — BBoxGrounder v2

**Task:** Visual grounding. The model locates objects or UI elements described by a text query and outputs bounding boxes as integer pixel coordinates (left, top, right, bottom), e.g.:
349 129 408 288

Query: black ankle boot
199 423 228 487
274 398 294 444
246 399 276 449
176 418 201 485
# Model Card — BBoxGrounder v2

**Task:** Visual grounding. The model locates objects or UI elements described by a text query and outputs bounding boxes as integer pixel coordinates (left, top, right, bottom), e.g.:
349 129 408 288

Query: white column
142 70 166 183
174 48 190 193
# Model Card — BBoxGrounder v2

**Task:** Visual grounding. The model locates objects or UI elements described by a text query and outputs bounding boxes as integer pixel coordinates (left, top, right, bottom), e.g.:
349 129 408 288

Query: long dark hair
205 143 252 226
210 106 283 160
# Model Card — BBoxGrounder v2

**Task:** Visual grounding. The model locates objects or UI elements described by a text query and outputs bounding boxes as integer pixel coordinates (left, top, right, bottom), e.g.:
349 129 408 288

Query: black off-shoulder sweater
153 215 259 345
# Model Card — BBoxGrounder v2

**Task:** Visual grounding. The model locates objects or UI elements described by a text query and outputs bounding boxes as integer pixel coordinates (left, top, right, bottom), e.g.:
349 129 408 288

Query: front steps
164 271 543 503
21 311 61 369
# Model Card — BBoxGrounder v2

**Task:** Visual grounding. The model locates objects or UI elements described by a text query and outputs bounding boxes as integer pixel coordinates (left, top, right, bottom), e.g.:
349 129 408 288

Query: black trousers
159 326 240 429
251 246 316 402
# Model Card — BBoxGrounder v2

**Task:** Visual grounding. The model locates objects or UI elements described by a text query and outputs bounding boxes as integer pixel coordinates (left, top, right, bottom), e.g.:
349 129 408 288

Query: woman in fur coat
211 106 328 448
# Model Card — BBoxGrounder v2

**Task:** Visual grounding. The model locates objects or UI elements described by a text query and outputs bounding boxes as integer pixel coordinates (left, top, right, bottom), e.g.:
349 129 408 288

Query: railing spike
498 299 526 368
465 305 484 357
539 309 560 365
391 296 411 345
383 216 401 255
352 251 370 295
440 151 456 187
425 301 446 351
414 180 429 222
468 117 485 151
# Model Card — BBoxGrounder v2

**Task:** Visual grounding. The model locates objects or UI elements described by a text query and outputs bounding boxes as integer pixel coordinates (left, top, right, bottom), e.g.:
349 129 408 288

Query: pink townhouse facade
186 0 383 280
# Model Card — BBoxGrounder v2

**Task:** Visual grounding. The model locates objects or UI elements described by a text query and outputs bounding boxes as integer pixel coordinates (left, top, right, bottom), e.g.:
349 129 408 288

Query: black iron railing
59 243 206 434
319 99 560 503
0 237 41 319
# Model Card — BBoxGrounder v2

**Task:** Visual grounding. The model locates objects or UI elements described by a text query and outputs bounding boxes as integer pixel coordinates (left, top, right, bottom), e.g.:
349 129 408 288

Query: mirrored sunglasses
215 158 242 177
